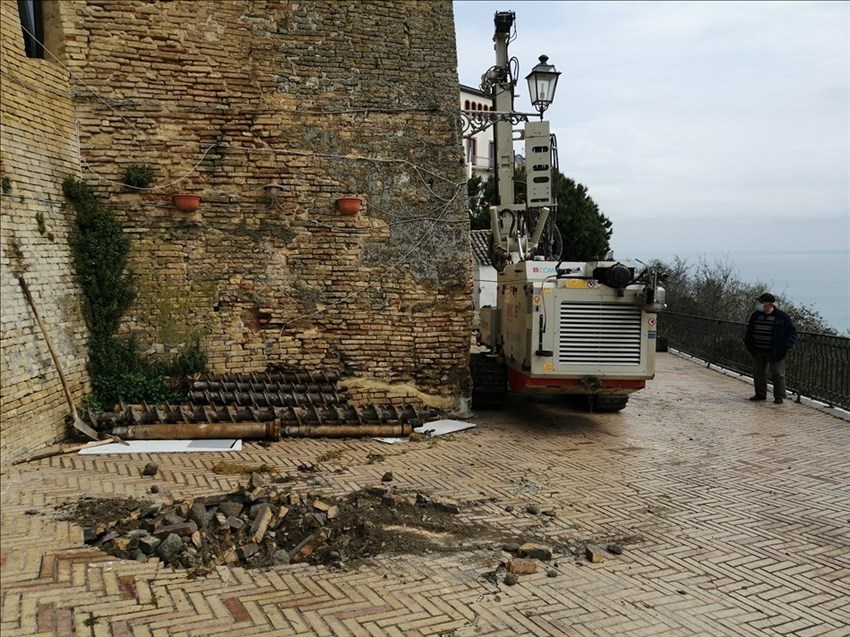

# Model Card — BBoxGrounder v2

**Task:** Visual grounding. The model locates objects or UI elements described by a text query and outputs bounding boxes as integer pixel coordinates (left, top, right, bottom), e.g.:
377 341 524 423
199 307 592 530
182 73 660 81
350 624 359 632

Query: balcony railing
470 155 494 170
659 312 850 411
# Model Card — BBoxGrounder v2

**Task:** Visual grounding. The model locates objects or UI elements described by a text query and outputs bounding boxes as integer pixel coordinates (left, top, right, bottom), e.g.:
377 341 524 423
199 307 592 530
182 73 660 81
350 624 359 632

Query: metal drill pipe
111 422 280 440
98 403 433 427
281 424 413 438
186 390 347 407
189 381 343 394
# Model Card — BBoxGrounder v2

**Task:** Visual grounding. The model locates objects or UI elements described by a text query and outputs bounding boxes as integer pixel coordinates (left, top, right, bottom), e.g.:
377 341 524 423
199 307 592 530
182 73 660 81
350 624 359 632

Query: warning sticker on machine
564 279 596 289
648 331 657 339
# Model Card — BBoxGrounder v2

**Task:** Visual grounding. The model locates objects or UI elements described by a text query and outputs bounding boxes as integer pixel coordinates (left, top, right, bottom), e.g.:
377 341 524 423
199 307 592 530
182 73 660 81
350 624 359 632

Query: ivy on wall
62 177 206 408
63 177 135 335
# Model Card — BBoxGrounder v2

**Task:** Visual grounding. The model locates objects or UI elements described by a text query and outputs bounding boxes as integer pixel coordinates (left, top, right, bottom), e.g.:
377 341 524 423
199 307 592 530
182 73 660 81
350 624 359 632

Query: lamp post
525 55 561 119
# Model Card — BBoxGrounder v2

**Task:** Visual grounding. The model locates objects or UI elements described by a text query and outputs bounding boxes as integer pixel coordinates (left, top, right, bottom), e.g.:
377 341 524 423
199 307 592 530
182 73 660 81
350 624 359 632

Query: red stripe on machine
507 368 646 392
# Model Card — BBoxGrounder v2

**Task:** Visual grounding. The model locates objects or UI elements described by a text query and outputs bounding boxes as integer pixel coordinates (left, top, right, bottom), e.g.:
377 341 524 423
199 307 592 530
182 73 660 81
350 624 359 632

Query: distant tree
466 175 494 230
552 172 612 261
781 302 837 335
466 169 612 261
652 255 838 335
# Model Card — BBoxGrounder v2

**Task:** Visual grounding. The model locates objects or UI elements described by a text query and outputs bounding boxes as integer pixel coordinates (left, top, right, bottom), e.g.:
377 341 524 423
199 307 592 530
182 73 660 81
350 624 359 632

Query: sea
633 250 850 335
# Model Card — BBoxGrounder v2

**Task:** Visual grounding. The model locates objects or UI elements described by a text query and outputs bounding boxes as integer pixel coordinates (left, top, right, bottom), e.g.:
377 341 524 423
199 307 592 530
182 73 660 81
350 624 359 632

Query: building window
489 142 495 169
464 99 470 110
466 138 477 164
18 0 44 59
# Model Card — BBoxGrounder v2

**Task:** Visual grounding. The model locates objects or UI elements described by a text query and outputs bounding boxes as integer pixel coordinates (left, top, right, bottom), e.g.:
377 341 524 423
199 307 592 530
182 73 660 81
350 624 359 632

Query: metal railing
471 154 494 169
659 312 850 411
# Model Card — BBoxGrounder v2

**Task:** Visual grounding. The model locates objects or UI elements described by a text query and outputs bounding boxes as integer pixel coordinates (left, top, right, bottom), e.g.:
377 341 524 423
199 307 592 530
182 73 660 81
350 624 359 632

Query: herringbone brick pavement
2 353 849 636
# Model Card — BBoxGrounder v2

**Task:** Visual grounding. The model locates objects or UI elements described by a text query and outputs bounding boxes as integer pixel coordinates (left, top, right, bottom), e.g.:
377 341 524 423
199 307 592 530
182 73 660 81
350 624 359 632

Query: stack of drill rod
95 371 435 439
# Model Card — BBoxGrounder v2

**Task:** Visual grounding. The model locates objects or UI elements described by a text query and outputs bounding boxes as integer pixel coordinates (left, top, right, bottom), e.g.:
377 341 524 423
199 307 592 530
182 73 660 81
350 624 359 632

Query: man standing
744 293 798 404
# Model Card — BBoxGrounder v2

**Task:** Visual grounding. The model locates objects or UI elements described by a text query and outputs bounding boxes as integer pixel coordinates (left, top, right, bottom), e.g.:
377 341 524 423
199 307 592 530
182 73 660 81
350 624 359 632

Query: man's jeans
752 351 786 399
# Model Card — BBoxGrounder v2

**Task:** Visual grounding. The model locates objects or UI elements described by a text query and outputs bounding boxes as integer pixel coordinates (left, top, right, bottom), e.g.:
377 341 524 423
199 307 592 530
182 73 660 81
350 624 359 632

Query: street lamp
263 178 282 207
525 55 561 118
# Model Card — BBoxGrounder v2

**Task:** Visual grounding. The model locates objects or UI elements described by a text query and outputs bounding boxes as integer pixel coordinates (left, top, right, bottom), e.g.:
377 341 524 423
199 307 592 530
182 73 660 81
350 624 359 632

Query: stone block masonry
1 1 470 461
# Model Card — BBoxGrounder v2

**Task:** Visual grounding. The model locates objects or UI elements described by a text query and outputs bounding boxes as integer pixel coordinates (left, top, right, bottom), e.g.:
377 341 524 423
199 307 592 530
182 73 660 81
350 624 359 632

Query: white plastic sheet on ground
78 439 243 454
374 419 475 444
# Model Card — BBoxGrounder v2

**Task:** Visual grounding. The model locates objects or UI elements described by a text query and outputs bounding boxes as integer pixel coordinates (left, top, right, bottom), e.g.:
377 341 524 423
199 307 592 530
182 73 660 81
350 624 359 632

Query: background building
460 84 495 182
470 229 497 314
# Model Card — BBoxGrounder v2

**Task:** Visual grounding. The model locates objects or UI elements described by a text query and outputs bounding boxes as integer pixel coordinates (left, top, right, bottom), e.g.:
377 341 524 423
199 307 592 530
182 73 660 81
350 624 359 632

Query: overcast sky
453 1 850 259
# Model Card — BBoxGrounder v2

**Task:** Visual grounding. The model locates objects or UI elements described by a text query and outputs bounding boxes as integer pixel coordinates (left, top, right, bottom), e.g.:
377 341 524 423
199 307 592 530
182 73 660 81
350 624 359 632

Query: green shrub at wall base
87 336 207 407
167 342 207 378
63 176 207 408
88 335 174 405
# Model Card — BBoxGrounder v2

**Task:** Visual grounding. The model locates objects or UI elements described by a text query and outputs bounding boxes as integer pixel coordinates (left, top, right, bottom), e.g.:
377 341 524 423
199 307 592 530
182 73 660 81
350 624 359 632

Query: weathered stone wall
60 1 471 406
1 0 470 462
0 1 90 462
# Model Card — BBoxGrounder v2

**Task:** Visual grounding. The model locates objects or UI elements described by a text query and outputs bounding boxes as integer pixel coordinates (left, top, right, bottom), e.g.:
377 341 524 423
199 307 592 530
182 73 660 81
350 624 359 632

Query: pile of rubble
60 471 634 585
64 473 478 576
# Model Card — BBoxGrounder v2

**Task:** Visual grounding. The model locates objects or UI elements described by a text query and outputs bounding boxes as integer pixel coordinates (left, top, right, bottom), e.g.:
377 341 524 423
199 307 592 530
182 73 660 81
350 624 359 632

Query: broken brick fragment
249 505 273 543
518 543 552 561
506 558 538 575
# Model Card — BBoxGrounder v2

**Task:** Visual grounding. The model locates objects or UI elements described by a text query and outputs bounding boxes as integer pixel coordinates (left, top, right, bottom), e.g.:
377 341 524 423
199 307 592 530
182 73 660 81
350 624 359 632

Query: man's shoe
749 395 766 401
774 398 784 404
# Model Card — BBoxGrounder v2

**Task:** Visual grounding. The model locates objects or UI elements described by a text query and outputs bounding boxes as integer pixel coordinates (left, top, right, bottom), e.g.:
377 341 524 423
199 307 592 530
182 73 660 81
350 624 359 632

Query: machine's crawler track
470 352 508 409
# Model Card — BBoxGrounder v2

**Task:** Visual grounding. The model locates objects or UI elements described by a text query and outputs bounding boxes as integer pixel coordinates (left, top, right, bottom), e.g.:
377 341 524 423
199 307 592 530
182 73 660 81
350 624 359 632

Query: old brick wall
0 0 470 463
0 1 90 462
60 1 471 407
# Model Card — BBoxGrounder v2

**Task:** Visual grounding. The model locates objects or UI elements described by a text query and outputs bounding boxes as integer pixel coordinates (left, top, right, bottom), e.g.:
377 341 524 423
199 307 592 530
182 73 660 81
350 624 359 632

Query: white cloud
454 1 850 254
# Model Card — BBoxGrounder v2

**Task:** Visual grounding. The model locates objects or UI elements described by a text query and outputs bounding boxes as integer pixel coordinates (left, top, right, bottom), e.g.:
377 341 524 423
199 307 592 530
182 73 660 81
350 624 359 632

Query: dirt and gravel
56 471 516 577
55 463 640 582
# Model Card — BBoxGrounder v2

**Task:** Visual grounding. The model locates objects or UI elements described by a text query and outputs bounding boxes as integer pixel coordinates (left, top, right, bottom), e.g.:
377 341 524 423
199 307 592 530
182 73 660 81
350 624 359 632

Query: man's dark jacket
744 307 798 360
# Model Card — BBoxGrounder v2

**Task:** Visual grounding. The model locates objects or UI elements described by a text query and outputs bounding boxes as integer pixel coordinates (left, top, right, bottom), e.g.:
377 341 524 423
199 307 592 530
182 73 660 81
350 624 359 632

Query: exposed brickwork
1 1 470 461
0 1 90 463
59 0 470 406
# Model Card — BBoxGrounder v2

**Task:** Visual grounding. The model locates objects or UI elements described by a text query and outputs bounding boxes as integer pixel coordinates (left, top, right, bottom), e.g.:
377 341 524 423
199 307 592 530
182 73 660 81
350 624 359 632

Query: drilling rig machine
469 11 667 412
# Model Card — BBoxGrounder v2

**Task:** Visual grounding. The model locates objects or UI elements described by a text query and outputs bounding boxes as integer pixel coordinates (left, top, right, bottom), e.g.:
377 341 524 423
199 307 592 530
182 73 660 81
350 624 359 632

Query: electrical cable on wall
17 22 150 139
279 183 467 329
77 145 221 192
78 142 465 200
12 23 467 198
11 17 473 332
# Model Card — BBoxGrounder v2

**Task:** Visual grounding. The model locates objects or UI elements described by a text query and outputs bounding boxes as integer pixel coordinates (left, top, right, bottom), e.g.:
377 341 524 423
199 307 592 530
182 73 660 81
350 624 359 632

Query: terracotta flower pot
172 194 201 212
336 196 362 215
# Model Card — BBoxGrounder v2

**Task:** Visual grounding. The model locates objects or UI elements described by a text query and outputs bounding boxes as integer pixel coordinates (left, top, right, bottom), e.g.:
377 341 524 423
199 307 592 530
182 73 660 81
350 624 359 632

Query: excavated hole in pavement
56 473 520 577
55 471 645 582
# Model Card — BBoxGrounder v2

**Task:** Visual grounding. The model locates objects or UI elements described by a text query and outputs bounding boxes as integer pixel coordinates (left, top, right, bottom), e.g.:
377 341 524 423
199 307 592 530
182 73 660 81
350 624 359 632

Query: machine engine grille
558 302 642 365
